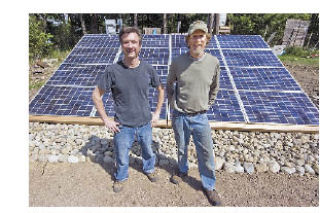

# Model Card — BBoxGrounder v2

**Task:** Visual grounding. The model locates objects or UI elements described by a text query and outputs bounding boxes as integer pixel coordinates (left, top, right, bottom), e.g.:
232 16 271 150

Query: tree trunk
134 14 138 28
90 14 98 34
79 14 87 35
163 14 167 34
207 13 214 35
214 14 220 35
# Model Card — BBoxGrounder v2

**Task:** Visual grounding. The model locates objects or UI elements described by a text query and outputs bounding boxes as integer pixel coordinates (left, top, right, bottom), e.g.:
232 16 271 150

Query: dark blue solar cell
29 85 95 116
46 64 108 87
239 91 319 125
223 49 283 67
230 67 301 91
64 47 119 64
217 35 269 49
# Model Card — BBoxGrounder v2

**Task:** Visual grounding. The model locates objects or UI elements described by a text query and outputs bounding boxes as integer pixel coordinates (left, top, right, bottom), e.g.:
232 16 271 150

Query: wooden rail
29 115 319 133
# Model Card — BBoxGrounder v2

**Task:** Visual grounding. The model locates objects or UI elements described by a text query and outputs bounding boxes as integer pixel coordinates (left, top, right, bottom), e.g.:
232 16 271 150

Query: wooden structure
219 26 231 34
143 28 161 34
29 115 318 133
282 19 310 47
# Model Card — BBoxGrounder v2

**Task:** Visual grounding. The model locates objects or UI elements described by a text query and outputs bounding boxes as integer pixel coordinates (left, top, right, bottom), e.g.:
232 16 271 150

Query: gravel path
29 122 319 177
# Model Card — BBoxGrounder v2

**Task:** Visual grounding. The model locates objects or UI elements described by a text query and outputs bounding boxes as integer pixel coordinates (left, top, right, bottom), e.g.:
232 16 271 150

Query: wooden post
214 14 220 35
163 14 167 34
134 13 138 28
207 13 214 35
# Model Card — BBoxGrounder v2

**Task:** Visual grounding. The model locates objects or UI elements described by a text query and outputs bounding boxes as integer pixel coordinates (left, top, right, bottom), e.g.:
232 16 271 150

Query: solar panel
239 91 319 125
29 85 94 116
64 47 119 64
208 89 245 122
29 34 319 126
217 35 269 49
222 49 283 67
142 34 169 48
230 67 301 91
46 64 107 87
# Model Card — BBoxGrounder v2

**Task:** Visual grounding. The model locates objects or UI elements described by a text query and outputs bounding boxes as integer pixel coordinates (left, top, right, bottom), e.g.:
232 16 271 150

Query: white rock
255 163 268 173
214 157 225 170
312 164 319 175
68 155 79 163
305 164 315 175
47 155 59 163
38 155 48 163
58 155 68 162
268 161 281 173
296 166 305 176
224 162 236 173
244 162 254 174
281 167 296 175
296 159 305 167
235 161 244 173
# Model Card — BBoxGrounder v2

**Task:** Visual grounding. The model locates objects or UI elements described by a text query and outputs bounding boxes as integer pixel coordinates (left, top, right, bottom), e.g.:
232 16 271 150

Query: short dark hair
119 27 142 45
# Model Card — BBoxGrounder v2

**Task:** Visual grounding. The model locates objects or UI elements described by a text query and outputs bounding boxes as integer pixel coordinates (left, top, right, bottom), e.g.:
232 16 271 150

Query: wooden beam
30 115 318 133
29 115 168 127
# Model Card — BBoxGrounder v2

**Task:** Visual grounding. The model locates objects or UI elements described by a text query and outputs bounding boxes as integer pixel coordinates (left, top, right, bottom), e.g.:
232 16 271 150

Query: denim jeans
113 122 156 181
172 110 216 190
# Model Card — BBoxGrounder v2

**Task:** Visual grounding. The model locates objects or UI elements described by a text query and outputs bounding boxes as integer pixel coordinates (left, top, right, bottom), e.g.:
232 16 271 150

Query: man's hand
103 118 120 133
151 112 160 127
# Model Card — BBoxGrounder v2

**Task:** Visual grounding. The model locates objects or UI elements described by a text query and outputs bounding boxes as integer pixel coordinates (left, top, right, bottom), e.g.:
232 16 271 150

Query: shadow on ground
80 134 202 191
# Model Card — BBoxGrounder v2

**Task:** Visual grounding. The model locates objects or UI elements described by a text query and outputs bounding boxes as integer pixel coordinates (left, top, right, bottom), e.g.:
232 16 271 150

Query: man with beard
92 27 164 193
167 20 222 206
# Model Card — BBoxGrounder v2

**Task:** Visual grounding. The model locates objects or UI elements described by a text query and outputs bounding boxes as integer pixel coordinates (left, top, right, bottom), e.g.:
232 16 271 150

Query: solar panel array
29 34 319 126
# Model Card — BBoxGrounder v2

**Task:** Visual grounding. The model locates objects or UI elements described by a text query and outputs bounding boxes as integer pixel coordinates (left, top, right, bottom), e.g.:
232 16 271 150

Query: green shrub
29 15 53 62
283 46 319 58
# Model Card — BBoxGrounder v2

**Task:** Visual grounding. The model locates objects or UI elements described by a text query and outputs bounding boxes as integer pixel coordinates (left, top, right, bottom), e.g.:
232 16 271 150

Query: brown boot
170 171 188 185
203 188 222 206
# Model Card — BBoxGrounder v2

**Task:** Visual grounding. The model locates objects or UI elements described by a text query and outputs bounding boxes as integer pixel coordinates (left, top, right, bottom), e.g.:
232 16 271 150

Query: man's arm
151 85 165 126
208 64 220 106
92 86 120 133
166 64 176 106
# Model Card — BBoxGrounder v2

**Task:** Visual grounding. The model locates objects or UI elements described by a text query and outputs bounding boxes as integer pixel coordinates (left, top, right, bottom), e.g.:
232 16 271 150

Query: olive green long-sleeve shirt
167 52 220 113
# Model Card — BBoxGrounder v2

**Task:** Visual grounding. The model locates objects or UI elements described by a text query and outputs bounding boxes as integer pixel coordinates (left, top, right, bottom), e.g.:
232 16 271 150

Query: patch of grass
279 55 319 67
29 81 45 90
278 47 319 67
48 49 71 63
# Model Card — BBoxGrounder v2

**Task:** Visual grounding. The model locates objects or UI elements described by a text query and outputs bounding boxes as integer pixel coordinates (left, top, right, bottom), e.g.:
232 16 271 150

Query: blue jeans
172 110 216 191
113 122 156 181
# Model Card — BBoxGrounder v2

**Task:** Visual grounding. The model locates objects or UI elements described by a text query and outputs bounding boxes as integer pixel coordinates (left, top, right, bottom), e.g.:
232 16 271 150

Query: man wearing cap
167 20 222 206
92 27 164 193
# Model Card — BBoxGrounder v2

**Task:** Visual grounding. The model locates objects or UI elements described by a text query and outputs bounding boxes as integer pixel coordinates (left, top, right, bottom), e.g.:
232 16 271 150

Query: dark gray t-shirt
97 61 160 127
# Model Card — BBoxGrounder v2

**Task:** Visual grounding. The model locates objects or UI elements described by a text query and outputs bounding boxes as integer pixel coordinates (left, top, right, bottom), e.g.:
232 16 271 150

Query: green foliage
29 15 53 62
228 14 312 45
279 47 319 67
48 49 71 62
29 81 45 90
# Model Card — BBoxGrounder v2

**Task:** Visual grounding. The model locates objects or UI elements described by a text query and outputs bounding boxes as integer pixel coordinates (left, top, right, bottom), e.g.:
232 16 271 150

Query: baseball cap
187 20 208 35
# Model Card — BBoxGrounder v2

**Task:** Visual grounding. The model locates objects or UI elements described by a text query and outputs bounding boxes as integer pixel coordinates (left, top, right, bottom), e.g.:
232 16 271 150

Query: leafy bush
29 15 53 62
283 47 319 58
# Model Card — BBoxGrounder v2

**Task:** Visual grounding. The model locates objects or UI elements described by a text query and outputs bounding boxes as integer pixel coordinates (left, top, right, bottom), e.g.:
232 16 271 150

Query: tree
79 14 87 34
29 14 53 62
163 14 167 34
207 14 214 35
134 14 138 28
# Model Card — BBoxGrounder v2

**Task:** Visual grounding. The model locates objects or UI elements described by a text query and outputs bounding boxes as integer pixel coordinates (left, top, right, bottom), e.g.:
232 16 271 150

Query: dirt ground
29 160 318 207
29 61 319 207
